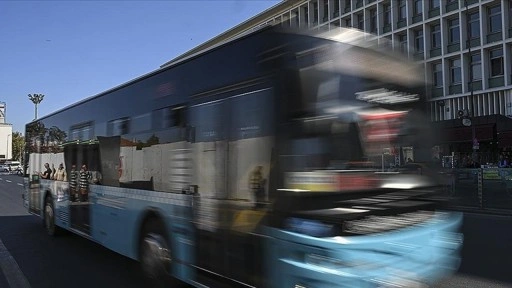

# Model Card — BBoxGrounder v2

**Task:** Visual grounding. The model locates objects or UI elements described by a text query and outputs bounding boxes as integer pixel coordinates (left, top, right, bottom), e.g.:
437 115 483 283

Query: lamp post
28 94 44 120
6 134 10 160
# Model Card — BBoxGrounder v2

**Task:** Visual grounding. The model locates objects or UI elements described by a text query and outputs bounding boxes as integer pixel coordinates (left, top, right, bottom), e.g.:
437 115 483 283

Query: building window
369 9 377 33
313 1 319 24
383 3 391 26
488 5 502 33
70 123 93 141
470 53 482 81
431 24 441 48
433 63 443 87
414 0 422 15
131 113 151 133
333 0 340 17
323 0 328 22
430 0 440 10
357 13 364 30
490 48 504 77
398 0 406 21
414 30 424 52
450 58 461 84
448 18 460 44
344 17 352 28
468 11 480 39
153 106 186 129
510 1 512 30
303 6 309 25
399 34 408 53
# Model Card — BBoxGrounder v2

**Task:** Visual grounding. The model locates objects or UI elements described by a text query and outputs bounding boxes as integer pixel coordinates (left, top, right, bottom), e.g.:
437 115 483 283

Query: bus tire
44 195 61 236
139 218 171 285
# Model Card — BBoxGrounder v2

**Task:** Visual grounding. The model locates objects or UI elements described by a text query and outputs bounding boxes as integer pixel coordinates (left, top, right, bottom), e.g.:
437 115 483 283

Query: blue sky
0 0 280 133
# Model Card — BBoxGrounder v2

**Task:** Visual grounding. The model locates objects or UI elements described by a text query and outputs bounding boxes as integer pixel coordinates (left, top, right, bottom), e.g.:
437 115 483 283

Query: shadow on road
458 213 512 284
0 215 147 288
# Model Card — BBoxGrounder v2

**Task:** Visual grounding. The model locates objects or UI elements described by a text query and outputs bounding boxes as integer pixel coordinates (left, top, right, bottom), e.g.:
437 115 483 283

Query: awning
498 131 512 148
442 124 495 143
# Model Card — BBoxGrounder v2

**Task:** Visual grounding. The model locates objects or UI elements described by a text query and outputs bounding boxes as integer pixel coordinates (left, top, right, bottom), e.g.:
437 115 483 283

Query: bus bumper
264 211 463 288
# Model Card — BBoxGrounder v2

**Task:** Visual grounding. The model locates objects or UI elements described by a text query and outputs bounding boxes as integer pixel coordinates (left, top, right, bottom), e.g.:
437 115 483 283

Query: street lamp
28 93 44 120
6 134 10 160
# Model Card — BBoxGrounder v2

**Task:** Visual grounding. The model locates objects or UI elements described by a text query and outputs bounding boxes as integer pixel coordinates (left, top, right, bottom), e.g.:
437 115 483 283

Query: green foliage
136 134 160 150
12 132 24 161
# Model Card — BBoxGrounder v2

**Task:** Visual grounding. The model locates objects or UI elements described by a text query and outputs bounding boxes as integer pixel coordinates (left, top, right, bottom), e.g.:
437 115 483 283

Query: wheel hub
141 233 171 278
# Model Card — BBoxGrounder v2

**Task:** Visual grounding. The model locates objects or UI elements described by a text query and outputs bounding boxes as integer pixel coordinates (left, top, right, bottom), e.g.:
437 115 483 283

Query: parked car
7 163 22 172
0 164 10 172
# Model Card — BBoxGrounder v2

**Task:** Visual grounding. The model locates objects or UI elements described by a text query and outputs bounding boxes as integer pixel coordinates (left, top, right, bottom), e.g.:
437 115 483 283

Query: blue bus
23 26 462 287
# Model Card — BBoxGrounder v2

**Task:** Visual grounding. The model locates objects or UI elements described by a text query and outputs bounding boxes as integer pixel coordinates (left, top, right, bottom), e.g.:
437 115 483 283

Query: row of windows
69 106 186 140
430 46 506 90
68 90 274 142
269 0 512 34
399 5 507 56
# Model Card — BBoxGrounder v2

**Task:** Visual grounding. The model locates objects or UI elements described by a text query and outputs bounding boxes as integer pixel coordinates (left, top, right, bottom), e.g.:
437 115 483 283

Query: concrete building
163 0 512 164
0 102 13 160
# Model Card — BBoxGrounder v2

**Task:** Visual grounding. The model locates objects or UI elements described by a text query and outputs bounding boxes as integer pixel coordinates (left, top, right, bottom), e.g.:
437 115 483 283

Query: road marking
0 239 31 288
17 184 23 187
5 180 11 183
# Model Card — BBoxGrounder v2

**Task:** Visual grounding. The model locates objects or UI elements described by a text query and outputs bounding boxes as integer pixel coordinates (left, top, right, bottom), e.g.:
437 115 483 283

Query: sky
0 0 281 134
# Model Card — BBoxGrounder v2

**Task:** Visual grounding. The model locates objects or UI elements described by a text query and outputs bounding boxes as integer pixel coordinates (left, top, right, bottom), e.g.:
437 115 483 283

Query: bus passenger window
108 118 130 136
157 105 186 129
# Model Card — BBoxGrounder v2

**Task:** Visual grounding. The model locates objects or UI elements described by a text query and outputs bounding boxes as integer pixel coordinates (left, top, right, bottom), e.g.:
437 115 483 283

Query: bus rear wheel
139 219 171 285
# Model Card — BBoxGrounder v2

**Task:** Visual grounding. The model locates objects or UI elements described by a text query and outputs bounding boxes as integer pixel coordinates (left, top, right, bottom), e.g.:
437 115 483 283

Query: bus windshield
281 35 433 174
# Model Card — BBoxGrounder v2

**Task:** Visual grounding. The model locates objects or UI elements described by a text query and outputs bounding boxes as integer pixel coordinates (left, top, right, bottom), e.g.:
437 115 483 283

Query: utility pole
28 94 44 120
464 1 477 160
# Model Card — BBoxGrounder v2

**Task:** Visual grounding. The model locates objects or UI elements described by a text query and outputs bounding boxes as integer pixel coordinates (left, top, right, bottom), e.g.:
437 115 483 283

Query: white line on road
0 239 31 288
17 184 23 187
5 180 11 183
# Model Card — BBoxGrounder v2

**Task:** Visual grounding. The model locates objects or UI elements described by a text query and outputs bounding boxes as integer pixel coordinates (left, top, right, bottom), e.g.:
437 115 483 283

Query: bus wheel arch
137 209 172 282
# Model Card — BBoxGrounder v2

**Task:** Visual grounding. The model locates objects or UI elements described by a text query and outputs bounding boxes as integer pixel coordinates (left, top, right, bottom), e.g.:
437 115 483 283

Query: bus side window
108 118 130 136
151 105 187 130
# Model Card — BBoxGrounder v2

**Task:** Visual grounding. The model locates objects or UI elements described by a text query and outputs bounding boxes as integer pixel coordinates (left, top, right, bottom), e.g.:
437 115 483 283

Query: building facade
0 102 12 160
164 0 512 164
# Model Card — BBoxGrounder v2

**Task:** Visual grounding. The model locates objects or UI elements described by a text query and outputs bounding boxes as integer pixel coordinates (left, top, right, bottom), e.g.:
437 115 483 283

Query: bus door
26 150 42 216
66 142 101 235
189 98 230 282
222 89 274 285
190 88 273 286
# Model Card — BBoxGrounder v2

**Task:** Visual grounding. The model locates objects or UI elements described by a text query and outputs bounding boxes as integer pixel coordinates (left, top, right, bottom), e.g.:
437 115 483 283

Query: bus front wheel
139 219 171 284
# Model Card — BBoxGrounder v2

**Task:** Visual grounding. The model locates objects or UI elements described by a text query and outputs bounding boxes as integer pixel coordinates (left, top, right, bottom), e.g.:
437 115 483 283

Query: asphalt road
0 173 151 288
0 173 511 288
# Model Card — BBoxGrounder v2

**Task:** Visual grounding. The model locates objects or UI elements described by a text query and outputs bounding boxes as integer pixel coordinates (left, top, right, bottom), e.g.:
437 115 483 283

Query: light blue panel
264 212 463 288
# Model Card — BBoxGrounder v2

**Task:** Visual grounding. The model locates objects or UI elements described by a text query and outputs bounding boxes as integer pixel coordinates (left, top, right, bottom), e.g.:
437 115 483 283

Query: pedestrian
69 164 78 201
55 163 67 181
249 166 265 209
39 163 52 179
79 164 90 202
498 155 509 168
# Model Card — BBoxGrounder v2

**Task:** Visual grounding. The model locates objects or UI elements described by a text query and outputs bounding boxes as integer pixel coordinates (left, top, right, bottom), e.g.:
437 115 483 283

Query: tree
136 134 160 150
12 132 25 161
